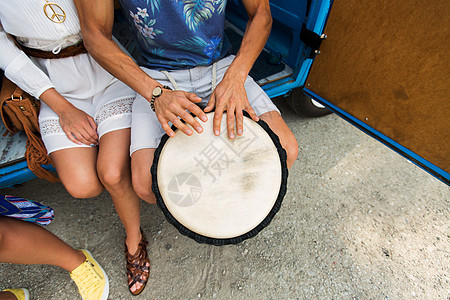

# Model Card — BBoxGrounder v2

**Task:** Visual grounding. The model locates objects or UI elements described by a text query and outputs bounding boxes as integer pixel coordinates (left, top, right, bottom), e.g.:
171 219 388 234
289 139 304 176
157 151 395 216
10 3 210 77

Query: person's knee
64 179 104 199
98 166 127 191
131 149 157 204
284 135 299 167
132 176 156 204
260 111 299 168
51 149 103 198
0 217 13 247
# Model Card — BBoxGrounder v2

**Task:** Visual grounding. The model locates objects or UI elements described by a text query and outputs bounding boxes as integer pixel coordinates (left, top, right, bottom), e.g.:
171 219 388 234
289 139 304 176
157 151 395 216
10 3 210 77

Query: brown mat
306 1 450 173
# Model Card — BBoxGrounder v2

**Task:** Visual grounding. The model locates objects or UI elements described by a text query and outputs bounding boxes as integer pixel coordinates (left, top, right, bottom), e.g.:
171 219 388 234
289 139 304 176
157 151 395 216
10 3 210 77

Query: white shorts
37 54 135 154
131 55 280 154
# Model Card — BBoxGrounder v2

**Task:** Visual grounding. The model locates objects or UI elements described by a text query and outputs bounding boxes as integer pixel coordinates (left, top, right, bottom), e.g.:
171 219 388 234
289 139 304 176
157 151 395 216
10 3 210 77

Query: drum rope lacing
160 62 218 92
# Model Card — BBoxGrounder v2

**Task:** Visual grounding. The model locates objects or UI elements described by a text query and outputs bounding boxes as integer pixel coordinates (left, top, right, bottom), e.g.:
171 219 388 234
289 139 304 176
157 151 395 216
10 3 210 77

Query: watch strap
150 85 172 112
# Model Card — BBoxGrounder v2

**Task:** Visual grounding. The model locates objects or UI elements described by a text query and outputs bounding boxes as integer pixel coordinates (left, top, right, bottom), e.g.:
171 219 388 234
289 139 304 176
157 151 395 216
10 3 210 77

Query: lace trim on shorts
40 119 63 136
95 97 134 125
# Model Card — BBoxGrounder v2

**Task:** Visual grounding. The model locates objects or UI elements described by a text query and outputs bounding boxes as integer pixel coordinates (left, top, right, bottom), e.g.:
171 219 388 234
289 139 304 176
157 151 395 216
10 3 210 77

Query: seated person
0 216 108 300
75 0 299 198
0 1 147 294
75 0 298 294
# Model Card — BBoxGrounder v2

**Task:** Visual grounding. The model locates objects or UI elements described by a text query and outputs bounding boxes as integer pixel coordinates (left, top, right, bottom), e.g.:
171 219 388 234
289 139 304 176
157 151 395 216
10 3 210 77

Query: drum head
152 112 288 245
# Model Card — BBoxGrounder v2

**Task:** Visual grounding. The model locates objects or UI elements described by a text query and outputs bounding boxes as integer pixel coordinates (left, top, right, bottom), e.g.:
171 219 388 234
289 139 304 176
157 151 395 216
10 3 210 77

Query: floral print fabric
119 0 230 70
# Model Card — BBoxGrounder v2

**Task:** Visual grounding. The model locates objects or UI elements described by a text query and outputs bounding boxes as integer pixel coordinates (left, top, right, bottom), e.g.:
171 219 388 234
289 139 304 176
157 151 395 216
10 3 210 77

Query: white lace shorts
130 55 280 155
39 79 135 154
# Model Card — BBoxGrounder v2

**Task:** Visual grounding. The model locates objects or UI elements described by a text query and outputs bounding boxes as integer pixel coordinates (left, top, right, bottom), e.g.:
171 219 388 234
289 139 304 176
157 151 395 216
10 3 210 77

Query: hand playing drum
152 112 288 245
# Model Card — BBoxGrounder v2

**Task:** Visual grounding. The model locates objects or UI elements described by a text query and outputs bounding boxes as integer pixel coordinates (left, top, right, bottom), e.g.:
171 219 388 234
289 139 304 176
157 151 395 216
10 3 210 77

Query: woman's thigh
50 147 103 198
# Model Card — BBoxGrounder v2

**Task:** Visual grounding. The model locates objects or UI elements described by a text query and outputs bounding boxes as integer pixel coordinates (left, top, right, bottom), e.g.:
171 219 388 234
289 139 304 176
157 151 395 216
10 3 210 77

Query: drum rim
151 113 288 246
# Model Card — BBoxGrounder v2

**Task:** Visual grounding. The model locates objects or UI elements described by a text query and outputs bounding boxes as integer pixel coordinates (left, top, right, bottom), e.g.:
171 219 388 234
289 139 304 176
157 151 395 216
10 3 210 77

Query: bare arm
74 0 155 101
40 89 98 145
0 21 97 145
205 0 272 138
74 0 207 136
227 0 272 84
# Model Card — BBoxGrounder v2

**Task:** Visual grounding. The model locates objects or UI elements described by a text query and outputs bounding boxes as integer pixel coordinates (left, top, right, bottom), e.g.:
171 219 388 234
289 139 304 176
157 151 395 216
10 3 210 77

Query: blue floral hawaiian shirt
119 0 231 70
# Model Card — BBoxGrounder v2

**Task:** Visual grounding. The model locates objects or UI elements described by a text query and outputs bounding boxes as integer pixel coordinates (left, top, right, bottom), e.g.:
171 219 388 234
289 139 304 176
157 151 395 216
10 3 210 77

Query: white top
0 1 84 98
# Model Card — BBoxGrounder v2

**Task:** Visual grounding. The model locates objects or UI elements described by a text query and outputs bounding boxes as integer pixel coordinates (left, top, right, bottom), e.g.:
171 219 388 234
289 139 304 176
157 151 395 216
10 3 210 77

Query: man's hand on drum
154 89 208 137
204 70 259 139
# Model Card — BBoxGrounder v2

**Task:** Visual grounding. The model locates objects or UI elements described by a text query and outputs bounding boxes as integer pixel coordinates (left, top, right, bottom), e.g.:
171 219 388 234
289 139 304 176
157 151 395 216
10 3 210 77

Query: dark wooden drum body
151 112 288 245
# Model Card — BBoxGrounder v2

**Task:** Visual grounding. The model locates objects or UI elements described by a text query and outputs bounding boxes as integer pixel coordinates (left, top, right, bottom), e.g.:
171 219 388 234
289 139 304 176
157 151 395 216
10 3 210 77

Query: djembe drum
151 112 288 245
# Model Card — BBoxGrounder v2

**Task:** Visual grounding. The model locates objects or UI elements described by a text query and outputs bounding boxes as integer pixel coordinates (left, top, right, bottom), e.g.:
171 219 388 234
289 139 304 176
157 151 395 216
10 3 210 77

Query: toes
128 279 143 293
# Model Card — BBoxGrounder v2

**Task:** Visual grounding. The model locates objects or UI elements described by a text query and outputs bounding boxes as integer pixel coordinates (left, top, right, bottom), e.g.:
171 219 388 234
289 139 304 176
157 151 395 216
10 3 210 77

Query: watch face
153 86 162 97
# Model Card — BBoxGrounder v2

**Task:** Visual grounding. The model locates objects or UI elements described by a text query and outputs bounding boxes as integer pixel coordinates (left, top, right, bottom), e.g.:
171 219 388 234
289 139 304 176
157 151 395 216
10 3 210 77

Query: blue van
1 0 448 187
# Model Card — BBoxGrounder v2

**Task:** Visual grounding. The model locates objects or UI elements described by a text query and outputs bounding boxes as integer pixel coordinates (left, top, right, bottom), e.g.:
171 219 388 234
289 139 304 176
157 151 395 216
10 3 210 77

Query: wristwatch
150 85 172 112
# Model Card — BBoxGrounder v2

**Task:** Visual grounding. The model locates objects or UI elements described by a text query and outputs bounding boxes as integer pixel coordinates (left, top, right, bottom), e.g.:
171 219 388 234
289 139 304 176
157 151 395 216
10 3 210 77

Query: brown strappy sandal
125 229 150 296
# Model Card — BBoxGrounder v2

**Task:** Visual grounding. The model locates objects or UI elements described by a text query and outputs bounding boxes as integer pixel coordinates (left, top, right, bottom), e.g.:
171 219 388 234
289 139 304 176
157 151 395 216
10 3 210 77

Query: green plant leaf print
182 0 215 31
215 0 226 14
150 47 165 57
145 0 161 14
174 36 208 53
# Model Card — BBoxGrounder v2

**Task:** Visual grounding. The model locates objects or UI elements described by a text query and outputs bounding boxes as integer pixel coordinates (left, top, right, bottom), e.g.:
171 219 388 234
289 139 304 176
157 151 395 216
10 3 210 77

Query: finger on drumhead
204 94 215 113
172 117 193 136
157 114 175 137
246 104 259 122
236 109 244 136
226 108 236 139
180 110 203 133
213 108 224 136
187 102 208 123
161 122 175 137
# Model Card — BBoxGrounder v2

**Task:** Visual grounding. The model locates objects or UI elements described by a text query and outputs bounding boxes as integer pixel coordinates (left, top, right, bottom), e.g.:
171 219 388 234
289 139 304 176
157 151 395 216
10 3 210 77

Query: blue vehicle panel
2 0 448 187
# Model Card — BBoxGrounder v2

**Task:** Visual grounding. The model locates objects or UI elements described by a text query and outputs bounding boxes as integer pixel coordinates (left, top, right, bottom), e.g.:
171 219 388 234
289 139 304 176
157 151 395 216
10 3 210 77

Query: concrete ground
1 99 448 300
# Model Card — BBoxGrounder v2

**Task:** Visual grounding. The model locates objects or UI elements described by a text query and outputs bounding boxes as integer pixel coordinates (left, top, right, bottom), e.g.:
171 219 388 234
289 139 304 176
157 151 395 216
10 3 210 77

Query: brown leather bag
1 76 59 182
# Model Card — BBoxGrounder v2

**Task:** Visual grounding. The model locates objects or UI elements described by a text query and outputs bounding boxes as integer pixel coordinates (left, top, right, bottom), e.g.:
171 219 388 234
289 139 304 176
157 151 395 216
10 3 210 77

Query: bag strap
24 127 59 183
0 76 28 101
11 83 24 100
1 76 20 133
1 76 39 133
0 76 59 182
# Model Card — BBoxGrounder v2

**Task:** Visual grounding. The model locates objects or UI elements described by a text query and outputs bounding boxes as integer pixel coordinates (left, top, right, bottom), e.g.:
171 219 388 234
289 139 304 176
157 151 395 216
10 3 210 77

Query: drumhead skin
152 112 288 245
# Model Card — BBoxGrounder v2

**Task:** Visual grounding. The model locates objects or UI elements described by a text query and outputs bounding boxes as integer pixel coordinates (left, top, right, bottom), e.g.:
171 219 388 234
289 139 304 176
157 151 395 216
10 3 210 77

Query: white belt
15 32 83 54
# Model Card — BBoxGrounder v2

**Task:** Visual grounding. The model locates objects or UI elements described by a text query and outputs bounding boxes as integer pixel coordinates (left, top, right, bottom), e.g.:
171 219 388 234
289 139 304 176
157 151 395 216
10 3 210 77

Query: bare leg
259 111 298 169
0 216 85 272
96 129 145 293
96 129 141 252
50 147 104 198
50 133 141 254
131 148 157 204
